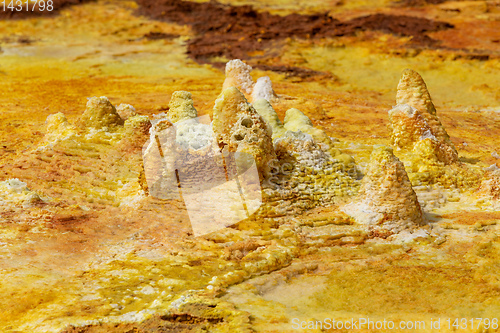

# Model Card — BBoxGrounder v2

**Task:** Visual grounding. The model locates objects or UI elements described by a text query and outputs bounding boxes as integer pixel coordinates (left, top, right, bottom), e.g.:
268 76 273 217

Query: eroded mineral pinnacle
222 59 255 95
222 59 278 103
116 104 137 120
46 112 72 134
122 115 152 150
42 112 76 146
168 91 198 123
213 87 275 177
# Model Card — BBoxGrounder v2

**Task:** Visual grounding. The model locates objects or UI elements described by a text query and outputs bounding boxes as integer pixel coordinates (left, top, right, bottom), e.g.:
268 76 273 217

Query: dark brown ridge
136 0 454 65
395 0 448 7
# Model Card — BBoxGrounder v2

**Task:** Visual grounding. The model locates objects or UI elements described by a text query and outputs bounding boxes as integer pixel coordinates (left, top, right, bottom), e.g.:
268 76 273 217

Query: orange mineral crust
0 1 500 332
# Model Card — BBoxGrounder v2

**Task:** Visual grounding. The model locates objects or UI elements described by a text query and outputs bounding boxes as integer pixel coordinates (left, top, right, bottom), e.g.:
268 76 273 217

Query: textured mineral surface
1 0 500 332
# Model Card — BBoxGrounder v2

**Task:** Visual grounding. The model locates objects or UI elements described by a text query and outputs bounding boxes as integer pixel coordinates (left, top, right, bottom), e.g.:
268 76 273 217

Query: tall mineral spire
396 69 436 116
251 76 277 103
392 69 458 164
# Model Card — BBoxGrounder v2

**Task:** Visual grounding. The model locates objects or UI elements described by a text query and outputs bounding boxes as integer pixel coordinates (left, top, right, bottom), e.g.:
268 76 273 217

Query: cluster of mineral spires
39 60 499 235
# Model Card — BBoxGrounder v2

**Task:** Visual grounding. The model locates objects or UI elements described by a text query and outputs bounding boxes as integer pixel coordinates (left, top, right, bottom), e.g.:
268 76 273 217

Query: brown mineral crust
254 64 336 81
61 313 224 333
0 0 95 19
136 0 454 64
432 20 500 57
143 31 181 40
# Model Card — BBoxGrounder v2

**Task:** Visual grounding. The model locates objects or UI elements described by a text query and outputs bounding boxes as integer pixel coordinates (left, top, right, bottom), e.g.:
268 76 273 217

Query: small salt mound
0 178 43 207
1 178 28 193
168 91 198 123
175 118 213 151
251 76 277 103
78 96 124 129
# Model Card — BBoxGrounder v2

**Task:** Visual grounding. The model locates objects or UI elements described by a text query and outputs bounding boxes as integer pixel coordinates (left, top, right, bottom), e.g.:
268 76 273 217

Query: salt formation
0 178 43 207
142 116 180 200
116 104 137 120
252 98 287 139
78 96 124 129
222 59 277 103
284 108 330 145
138 87 359 219
143 110 262 236
251 76 277 103
213 87 276 177
388 104 457 164
396 69 437 116
342 146 424 233
42 112 77 147
167 91 198 123
164 91 214 151
222 59 255 95
261 130 359 216
391 69 458 164
175 119 214 151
